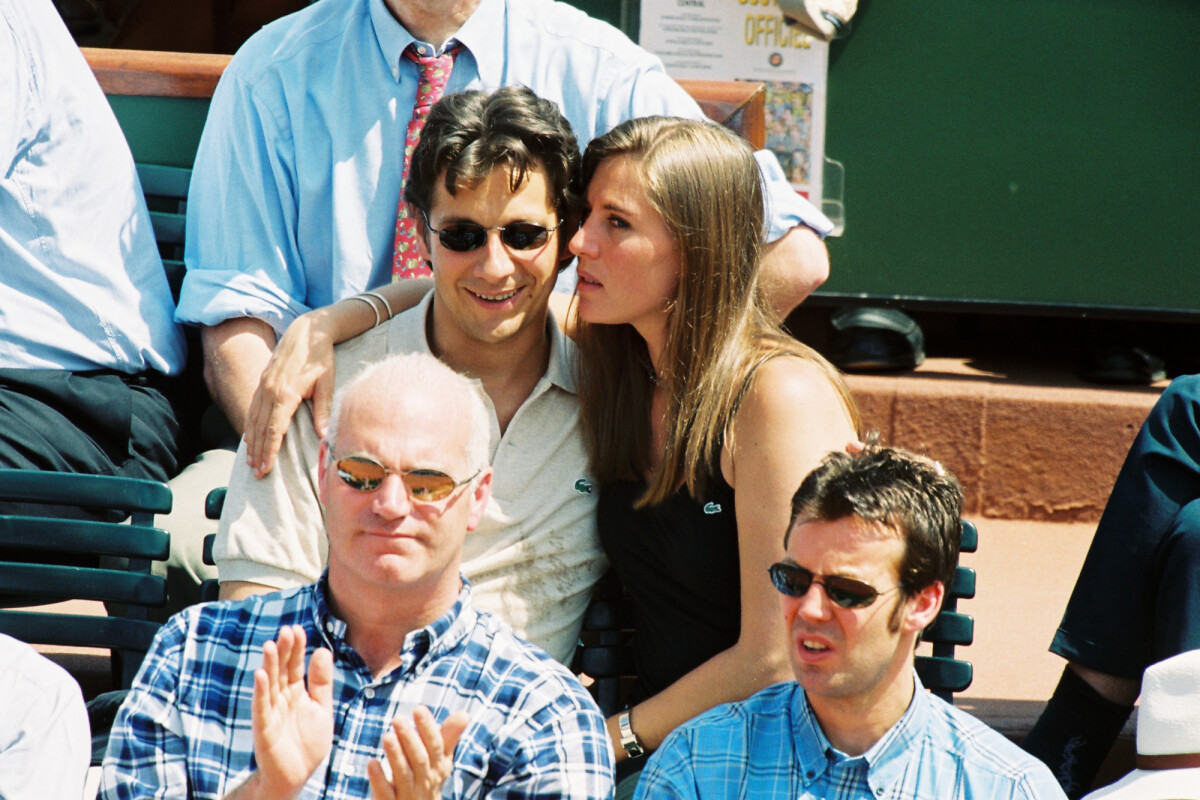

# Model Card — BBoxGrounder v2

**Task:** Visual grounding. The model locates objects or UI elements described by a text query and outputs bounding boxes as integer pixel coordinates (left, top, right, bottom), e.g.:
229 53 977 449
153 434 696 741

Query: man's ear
465 467 494 532
414 210 433 265
316 440 330 506
903 580 945 634
555 210 580 273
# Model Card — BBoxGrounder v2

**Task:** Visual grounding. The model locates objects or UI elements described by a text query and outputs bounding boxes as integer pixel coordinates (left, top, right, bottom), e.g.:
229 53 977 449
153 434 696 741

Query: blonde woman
566 117 858 792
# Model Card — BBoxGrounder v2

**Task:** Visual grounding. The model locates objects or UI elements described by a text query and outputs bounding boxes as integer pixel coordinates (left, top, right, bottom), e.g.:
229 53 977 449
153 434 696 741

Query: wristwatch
618 710 645 758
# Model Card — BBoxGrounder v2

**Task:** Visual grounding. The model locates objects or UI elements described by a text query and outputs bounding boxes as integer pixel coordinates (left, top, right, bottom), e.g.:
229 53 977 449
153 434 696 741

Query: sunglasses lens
499 223 552 250
438 225 487 252
824 576 879 609
402 469 457 502
768 563 812 597
768 563 880 609
336 457 387 491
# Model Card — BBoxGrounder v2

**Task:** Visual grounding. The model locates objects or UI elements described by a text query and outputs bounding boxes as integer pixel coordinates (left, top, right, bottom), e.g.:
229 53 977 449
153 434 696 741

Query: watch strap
618 710 645 758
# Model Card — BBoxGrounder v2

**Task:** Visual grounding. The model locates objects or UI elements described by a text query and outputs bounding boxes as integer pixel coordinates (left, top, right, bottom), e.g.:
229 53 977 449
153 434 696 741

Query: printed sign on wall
640 0 828 200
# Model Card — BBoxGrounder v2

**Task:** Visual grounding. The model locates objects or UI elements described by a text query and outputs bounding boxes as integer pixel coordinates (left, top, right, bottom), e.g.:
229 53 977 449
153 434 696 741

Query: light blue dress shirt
0 0 186 374
636 680 1067 800
178 0 831 334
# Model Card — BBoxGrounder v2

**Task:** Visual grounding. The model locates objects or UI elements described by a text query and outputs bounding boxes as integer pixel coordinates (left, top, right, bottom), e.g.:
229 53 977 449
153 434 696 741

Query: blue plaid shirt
100 577 613 799
635 680 1065 800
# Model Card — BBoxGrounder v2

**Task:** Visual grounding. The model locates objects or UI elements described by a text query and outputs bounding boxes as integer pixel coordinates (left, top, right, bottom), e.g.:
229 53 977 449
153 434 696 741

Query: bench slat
0 470 172 514
148 211 186 245
137 163 192 199
82 48 229 99
0 518 169 560
0 611 161 653
0 563 167 606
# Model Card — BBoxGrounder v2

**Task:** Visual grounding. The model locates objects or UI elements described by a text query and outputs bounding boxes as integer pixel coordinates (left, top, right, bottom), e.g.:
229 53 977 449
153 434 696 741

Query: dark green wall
819 0 1200 316
576 0 1200 316
568 0 638 37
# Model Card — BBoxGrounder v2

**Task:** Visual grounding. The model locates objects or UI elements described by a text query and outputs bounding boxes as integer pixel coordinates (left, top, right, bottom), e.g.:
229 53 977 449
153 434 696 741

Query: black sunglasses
768 562 899 610
422 212 562 253
333 454 479 502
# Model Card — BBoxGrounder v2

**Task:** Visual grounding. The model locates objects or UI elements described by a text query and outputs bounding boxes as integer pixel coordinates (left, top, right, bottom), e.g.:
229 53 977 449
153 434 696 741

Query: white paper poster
639 0 828 201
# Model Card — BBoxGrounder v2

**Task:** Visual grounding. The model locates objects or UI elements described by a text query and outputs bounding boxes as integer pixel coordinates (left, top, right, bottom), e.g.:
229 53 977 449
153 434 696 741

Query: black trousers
0 368 183 528
1052 373 1200 678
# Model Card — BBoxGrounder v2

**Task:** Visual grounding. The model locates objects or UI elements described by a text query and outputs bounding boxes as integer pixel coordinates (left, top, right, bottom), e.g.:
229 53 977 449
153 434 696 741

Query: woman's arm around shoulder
244 280 433 475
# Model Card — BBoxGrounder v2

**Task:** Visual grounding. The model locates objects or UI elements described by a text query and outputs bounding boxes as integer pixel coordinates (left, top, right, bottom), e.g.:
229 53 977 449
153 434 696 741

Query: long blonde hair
576 117 859 507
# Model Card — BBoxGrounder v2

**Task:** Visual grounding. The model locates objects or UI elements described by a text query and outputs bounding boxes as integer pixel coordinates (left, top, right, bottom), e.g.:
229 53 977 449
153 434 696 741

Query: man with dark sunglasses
213 86 606 666
102 353 613 799
635 446 1065 800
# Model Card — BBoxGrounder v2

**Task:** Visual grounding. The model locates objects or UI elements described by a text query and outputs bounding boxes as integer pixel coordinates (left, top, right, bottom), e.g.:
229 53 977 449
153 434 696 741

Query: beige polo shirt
215 294 605 664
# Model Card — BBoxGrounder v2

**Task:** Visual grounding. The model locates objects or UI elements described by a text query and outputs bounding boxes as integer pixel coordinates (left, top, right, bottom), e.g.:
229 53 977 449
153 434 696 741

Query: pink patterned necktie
392 43 459 280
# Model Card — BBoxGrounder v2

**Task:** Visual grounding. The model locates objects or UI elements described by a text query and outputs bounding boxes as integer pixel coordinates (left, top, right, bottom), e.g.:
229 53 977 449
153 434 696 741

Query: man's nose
796 581 832 621
478 231 518 280
372 473 412 518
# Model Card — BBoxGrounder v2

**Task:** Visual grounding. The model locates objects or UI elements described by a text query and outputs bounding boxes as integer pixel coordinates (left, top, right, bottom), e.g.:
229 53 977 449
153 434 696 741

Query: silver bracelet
362 290 394 321
348 294 381 328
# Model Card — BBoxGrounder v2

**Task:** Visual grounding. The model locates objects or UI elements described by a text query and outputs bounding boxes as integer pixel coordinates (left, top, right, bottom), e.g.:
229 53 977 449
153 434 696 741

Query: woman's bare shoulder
738 349 850 423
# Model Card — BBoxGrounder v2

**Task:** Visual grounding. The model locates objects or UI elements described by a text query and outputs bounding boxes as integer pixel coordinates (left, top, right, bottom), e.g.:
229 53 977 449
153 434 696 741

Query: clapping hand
367 706 469 800
249 625 335 798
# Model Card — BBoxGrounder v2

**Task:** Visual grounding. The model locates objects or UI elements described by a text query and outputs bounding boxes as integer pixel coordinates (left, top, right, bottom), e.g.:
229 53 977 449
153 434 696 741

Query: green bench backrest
137 162 191 302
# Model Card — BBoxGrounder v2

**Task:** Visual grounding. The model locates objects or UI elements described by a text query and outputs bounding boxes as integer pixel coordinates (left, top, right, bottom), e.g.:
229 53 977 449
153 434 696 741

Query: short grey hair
326 353 491 474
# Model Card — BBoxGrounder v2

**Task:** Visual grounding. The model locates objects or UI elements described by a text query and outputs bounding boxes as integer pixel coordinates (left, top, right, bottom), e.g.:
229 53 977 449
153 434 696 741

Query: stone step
845 357 1167 522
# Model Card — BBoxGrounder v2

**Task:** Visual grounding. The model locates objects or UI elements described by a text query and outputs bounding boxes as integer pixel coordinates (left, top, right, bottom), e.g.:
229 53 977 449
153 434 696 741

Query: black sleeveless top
598 473 740 702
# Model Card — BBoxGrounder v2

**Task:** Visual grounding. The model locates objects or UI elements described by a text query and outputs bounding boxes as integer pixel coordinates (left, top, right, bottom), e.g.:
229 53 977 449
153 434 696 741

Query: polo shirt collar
388 292 577 395
387 291 438 357
543 310 579 395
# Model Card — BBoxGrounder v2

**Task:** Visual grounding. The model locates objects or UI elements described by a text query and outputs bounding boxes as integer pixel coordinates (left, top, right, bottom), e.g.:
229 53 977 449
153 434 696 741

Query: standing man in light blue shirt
178 0 832 443
0 0 186 523
635 447 1066 800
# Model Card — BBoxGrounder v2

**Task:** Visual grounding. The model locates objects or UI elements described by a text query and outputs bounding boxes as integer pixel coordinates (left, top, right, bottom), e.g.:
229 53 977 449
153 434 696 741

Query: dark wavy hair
404 86 581 228
785 445 964 599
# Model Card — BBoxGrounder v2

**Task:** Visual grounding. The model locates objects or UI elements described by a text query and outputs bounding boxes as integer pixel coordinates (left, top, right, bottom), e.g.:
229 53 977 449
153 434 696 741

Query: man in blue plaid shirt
635 447 1065 800
100 353 613 799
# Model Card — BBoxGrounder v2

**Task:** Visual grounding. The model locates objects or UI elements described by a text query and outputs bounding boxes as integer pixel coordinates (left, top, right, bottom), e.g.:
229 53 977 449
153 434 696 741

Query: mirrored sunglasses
422 212 562 252
767 562 898 609
334 455 479 502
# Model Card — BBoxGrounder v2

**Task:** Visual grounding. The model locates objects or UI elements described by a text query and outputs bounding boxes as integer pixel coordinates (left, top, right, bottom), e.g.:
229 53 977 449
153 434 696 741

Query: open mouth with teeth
801 639 830 652
469 287 521 303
